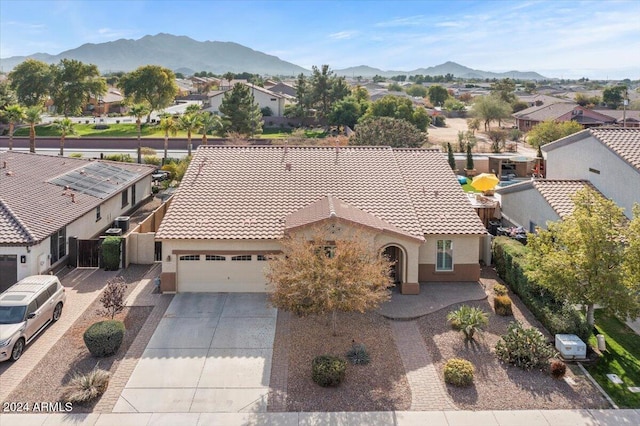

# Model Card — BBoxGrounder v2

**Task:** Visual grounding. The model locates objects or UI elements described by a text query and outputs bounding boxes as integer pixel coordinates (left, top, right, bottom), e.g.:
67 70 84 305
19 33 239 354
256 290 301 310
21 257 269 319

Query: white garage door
177 254 268 292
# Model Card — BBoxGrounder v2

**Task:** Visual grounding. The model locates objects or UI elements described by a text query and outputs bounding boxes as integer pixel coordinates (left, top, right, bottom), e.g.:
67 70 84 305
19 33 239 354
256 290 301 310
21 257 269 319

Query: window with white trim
436 240 453 271
206 255 226 261
231 255 252 261
179 255 200 261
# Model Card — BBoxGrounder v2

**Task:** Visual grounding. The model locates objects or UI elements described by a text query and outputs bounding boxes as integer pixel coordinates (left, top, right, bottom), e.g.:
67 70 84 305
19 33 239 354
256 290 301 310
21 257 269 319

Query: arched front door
382 245 403 284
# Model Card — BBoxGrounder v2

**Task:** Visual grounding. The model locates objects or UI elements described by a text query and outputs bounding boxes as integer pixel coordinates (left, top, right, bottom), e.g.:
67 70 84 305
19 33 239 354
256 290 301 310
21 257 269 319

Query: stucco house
206 83 286 117
513 103 616 132
496 180 599 231
0 151 155 291
156 146 487 294
542 128 640 219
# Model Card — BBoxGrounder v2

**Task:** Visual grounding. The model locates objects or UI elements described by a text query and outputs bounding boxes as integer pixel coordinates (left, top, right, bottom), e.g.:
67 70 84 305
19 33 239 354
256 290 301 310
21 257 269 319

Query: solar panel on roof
48 162 140 199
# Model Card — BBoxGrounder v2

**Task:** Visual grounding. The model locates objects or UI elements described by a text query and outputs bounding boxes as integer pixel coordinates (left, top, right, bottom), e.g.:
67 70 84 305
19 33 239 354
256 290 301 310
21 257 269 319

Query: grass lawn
14 123 191 138
586 310 640 408
259 128 327 139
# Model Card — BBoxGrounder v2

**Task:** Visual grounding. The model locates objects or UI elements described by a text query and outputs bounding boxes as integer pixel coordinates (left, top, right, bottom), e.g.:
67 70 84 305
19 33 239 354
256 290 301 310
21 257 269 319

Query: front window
0 306 27 324
121 189 129 208
436 240 453 271
50 227 67 263
96 205 101 221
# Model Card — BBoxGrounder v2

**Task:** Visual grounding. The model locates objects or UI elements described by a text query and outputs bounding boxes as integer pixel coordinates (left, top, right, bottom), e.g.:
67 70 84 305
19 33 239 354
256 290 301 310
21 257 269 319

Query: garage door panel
177 255 267 292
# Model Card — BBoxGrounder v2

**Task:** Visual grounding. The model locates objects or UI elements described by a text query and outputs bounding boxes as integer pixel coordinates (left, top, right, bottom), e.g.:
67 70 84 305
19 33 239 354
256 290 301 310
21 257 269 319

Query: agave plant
446 305 489 340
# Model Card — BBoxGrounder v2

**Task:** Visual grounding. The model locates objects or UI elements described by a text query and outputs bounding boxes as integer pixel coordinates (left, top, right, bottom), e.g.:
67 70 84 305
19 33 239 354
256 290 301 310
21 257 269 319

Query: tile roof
0 151 155 245
285 195 422 241
156 146 487 240
543 128 640 173
513 102 578 121
496 179 599 218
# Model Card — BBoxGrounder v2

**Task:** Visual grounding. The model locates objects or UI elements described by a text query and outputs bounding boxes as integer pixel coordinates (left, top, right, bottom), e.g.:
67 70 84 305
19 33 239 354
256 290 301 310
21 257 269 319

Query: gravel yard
3 265 154 413
275 311 411 412
417 269 610 410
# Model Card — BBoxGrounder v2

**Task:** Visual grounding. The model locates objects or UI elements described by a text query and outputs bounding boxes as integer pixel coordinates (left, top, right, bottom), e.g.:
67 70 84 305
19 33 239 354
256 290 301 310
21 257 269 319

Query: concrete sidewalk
1 409 638 425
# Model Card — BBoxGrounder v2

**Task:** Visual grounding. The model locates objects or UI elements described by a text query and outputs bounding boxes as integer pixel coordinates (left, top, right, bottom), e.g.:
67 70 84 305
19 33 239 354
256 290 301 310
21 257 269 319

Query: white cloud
328 30 358 40
374 15 426 28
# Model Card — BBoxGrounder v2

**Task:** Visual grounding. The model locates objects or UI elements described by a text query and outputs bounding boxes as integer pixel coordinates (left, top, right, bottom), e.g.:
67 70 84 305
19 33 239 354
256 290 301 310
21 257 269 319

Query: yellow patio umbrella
471 173 500 192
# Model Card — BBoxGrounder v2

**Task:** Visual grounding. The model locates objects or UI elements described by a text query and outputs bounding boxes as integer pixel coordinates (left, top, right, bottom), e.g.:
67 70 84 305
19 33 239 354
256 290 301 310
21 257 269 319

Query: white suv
0 275 66 362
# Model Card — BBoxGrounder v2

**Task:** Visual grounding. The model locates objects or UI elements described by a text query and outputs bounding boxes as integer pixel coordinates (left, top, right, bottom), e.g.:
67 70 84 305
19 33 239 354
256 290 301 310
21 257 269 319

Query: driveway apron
114 293 277 413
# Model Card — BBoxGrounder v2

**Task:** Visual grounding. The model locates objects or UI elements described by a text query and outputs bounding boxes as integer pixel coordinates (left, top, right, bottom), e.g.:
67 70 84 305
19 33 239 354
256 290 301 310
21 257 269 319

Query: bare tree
98 277 127 319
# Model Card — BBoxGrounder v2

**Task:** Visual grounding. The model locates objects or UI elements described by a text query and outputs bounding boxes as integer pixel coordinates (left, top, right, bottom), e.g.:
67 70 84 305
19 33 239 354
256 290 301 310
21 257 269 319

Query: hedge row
492 236 590 341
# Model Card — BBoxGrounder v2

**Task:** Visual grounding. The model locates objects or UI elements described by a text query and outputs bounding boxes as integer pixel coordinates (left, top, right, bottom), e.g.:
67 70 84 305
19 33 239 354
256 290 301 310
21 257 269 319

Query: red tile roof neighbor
496 179 600 218
156 146 487 240
0 151 154 245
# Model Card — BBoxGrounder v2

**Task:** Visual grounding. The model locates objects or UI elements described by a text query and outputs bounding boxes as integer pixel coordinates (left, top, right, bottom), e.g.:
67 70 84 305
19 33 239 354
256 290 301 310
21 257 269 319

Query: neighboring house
86 87 126 116
542 128 640 218
206 83 286 117
156 146 487 294
265 81 297 98
593 109 640 128
496 180 599 232
513 103 615 132
0 152 155 291
514 93 569 108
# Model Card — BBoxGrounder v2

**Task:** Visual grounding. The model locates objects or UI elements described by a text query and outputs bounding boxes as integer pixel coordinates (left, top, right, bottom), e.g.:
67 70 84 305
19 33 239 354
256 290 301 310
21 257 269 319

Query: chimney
71 193 76 203
285 163 291 171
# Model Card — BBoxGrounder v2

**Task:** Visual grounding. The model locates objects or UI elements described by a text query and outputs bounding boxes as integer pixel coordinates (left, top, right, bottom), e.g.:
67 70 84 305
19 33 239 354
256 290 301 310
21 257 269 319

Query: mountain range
0 33 547 80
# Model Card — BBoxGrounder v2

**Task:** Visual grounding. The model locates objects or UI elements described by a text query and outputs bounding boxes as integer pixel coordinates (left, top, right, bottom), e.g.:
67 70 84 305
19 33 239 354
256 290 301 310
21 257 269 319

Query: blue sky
1 0 639 79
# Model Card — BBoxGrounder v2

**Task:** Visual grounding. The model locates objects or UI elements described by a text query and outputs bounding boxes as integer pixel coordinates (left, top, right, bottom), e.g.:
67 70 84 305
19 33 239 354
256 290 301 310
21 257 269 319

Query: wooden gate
78 239 101 268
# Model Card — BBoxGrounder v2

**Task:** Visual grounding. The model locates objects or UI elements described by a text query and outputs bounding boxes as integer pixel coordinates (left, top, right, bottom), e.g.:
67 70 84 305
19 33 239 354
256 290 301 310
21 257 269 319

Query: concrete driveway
114 293 277 413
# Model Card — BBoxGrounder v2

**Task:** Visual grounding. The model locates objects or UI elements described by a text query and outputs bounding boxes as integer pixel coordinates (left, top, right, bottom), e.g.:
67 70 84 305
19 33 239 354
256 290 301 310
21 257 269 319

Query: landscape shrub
69 153 83 158
495 321 556 370
492 237 590 341
101 237 121 271
312 355 347 387
346 343 370 365
143 155 161 166
103 153 134 163
444 358 474 387
493 283 508 296
446 305 489 340
83 320 125 357
98 277 126 319
550 359 567 378
433 115 446 127
62 366 110 403
494 295 513 316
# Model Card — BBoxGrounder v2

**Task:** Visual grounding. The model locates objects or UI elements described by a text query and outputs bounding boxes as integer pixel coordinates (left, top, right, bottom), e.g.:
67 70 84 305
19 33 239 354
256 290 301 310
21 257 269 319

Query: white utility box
555 334 587 359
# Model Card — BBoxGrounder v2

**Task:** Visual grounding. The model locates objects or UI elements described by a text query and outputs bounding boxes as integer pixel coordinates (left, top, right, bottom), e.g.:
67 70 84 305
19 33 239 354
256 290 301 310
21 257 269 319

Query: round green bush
493 283 508 296
312 355 347 387
444 358 474 387
83 320 125 357
494 295 513 316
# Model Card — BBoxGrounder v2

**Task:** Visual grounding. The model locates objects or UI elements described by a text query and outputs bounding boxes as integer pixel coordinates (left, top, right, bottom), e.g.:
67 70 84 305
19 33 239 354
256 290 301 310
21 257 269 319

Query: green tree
351 117 425 148
490 78 516 103
177 113 203 157
8 59 53 106
472 95 511 130
49 59 106 116
487 129 507 153
444 98 465 111
0 80 16 110
428 85 449 107
159 115 178 164
25 105 42 153
526 188 639 326
526 120 583 148
388 82 403 92
602 85 627 109
363 95 428 130
293 73 312 118
575 93 601 108
447 142 456 170
130 103 150 163
467 117 481 135
310 65 349 119
185 103 201 115
405 84 428 98
1 104 26 150
219 83 263 137
624 205 640 299
266 231 392 336
328 96 363 129
199 111 222 145
118 65 178 121
53 117 76 156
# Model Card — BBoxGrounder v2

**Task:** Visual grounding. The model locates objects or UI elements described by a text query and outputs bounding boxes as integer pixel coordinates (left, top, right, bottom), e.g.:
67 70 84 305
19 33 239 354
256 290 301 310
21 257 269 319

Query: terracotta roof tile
589 128 640 172
0 151 154 244
157 146 486 240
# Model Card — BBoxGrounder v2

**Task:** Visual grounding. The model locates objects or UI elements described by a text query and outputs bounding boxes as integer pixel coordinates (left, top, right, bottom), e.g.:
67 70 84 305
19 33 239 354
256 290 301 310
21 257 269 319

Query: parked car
0 275 66 362
152 170 171 181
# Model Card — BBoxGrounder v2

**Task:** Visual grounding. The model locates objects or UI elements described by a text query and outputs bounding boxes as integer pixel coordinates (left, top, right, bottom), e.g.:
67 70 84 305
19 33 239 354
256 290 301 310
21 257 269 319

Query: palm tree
159 116 177 165
53 117 76 156
2 104 26 151
199 112 222 145
25 106 42 153
130 103 150 163
177 113 202 156
185 103 201 115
